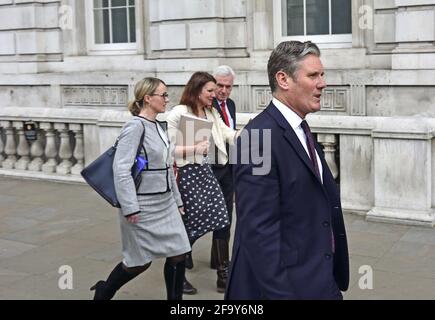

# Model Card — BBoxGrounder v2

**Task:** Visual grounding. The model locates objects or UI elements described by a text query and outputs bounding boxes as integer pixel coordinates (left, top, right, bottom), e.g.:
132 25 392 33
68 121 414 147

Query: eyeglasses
151 93 169 99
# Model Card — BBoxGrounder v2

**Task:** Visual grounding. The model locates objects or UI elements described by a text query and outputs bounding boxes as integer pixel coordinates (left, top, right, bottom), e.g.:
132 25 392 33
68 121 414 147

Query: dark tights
123 253 185 276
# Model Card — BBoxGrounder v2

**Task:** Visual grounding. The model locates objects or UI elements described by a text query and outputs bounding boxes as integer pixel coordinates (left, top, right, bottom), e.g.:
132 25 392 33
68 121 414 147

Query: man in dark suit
210 65 236 293
225 41 349 300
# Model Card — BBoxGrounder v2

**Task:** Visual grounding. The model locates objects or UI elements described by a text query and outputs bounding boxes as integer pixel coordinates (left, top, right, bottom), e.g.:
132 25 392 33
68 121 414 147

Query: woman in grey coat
90 77 191 300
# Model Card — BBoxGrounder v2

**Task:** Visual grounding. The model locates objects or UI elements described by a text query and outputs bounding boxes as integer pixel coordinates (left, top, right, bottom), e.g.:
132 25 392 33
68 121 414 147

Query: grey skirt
119 192 191 267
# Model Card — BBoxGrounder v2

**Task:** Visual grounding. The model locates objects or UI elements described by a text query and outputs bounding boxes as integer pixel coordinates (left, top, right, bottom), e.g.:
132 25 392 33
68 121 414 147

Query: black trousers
211 164 234 240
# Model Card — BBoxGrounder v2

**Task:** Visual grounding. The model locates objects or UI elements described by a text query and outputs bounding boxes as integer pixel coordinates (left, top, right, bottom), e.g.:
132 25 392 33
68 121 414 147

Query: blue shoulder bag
80 121 147 208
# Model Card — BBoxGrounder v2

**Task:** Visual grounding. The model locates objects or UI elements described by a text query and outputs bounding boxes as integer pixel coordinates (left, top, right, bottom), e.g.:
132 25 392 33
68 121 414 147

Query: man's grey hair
267 41 321 92
213 65 236 78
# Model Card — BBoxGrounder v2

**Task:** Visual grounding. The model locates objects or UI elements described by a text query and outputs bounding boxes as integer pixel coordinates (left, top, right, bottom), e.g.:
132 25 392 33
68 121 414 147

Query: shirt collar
272 98 304 131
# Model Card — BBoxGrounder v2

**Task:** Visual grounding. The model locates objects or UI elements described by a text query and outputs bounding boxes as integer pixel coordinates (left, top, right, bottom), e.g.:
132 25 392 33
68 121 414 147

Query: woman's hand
126 213 140 224
178 206 185 216
194 140 210 155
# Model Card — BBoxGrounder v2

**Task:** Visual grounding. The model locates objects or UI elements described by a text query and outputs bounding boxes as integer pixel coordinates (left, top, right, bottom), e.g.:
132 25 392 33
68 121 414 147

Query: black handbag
81 121 147 208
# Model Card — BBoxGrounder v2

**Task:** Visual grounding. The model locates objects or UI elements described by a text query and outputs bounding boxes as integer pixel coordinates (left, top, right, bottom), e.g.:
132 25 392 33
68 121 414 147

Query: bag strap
136 120 146 156
113 118 146 158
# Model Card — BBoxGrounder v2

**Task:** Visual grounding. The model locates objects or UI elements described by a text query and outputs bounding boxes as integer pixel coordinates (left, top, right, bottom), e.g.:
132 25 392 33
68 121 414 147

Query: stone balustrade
0 119 84 180
237 113 435 227
1 107 434 227
0 107 129 183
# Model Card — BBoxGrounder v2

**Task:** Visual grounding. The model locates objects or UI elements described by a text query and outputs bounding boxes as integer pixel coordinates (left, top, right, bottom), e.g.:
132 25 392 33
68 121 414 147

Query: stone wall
0 0 435 225
0 0 62 66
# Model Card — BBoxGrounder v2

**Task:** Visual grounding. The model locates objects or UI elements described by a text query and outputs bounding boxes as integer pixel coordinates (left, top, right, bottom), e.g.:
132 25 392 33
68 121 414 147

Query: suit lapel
266 103 323 184
213 98 225 121
214 98 237 128
227 98 236 127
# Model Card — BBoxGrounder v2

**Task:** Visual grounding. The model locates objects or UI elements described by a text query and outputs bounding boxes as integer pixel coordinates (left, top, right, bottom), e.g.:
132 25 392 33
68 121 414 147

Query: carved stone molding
251 86 357 114
236 85 253 113
253 87 273 111
321 87 349 113
62 86 128 108
350 84 367 116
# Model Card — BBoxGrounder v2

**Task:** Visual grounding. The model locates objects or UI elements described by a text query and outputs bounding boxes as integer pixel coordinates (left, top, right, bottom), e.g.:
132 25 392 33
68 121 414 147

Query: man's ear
275 71 292 90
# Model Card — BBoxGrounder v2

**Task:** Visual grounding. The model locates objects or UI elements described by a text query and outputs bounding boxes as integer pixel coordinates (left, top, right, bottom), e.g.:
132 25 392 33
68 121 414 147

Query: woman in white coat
167 72 237 294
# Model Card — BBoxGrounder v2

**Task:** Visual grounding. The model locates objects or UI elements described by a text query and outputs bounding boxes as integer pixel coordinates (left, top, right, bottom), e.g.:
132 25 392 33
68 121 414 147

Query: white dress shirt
273 98 323 183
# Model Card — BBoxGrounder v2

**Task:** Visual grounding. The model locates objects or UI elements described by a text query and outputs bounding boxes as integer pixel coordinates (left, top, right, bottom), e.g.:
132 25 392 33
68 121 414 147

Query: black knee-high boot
90 263 141 300
214 239 229 293
164 260 186 300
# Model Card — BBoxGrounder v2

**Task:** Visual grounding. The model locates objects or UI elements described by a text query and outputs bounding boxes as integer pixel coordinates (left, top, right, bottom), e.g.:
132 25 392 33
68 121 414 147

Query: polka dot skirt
178 163 230 242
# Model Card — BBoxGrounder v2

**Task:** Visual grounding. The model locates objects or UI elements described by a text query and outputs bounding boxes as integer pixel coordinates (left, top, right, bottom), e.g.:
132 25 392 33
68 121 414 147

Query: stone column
250 0 274 50
40 122 58 173
54 123 72 175
367 119 434 226
28 126 44 172
70 124 84 175
340 134 374 215
0 126 4 165
1 121 17 169
14 121 30 170
317 133 338 179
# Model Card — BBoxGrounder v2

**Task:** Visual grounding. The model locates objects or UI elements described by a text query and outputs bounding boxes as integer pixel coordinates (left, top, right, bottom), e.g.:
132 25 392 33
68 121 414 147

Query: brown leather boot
214 239 229 293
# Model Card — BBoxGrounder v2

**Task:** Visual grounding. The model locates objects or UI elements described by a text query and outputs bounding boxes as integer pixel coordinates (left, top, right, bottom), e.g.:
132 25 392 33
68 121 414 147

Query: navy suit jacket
225 102 349 300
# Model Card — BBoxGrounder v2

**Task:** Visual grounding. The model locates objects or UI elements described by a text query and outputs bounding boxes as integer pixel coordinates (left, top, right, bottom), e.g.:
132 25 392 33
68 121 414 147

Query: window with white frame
274 0 352 47
87 0 137 52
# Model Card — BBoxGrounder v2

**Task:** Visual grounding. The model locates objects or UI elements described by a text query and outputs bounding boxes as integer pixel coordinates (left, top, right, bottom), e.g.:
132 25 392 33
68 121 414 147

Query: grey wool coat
113 116 183 216
112 116 190 267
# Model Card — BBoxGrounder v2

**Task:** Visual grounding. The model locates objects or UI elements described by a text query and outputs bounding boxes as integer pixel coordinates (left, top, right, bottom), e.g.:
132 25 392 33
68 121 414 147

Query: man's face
215 75 234 102
287 55 326 118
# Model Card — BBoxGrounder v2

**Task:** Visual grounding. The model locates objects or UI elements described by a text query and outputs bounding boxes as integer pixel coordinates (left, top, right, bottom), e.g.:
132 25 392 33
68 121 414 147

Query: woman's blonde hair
127 77 166 116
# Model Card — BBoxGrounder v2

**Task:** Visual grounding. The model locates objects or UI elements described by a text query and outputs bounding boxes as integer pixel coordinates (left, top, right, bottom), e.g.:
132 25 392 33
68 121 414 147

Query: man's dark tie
300 120 320 180
301 120 335 253
220 101 230 127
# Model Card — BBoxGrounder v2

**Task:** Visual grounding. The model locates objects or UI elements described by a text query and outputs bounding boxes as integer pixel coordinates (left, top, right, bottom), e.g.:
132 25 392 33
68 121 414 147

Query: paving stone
85 243 123 263
0 215 41 234
0 237 108 275
0 195 19 205
345 270 435 300
0 216 98 246
2 273 64 300
0 238 37 259
374 241 435 279
0 267 30 286
347 218 410 237
68 219 121 244
347 230 397 259
0 177 435 300
400 227 435 246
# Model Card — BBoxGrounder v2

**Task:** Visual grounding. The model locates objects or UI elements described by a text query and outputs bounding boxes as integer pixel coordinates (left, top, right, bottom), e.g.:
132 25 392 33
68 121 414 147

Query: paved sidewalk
0 177 435 300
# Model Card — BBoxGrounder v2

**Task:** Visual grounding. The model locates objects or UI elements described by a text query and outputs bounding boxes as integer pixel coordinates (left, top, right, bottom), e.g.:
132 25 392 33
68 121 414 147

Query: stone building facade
0 0 434 226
